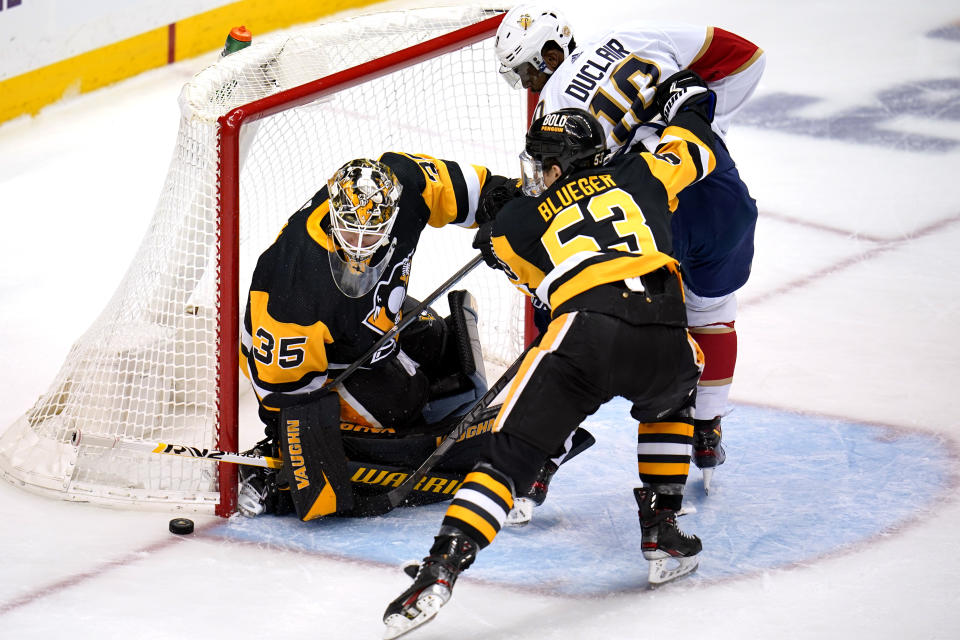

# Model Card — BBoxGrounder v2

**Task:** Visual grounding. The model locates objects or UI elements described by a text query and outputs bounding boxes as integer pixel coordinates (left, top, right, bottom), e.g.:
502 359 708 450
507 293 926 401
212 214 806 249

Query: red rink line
742 210 960 307
759 210 891 243
0 520 218 616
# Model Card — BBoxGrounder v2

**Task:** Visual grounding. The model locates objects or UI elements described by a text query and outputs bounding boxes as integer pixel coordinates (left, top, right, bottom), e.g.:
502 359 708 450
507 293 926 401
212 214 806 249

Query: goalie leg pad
278 393 355 520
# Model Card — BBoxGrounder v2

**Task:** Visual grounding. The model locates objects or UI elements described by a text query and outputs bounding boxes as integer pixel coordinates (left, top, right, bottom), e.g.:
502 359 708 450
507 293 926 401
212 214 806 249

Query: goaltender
238 152 510 521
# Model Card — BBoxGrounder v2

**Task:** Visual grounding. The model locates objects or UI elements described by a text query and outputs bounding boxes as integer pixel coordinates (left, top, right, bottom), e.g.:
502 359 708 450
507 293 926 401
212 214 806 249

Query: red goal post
0 6 535 516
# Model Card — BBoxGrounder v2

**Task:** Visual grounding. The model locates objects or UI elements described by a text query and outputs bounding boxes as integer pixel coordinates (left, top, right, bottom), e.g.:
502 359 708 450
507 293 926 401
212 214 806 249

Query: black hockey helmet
521 108 606 195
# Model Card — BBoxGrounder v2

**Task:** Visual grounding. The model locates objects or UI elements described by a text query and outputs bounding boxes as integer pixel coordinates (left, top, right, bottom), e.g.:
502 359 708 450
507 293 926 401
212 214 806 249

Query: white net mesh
0 6 528 513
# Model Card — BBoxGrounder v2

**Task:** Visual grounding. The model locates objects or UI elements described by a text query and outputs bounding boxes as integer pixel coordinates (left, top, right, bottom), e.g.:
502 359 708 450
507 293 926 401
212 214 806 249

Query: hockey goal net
0 6 530 516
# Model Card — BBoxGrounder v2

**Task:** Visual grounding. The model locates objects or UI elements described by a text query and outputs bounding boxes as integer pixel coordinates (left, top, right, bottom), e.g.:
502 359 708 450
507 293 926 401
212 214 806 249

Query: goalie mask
327 158 402 298
494 5 575 89
521 108 607 196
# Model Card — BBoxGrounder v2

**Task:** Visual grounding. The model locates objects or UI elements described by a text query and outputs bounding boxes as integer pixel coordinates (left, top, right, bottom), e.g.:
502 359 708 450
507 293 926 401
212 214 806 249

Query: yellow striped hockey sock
440 464 514 548
637 419 693 488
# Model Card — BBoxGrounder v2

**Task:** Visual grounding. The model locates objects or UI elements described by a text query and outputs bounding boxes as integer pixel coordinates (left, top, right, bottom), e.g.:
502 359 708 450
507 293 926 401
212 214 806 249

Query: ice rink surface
2 1 959 638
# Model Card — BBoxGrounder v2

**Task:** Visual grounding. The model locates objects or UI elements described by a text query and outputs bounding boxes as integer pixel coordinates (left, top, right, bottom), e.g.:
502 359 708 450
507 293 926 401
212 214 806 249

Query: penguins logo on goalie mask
520 108 607 196
494 5 574 89
327 159 402 298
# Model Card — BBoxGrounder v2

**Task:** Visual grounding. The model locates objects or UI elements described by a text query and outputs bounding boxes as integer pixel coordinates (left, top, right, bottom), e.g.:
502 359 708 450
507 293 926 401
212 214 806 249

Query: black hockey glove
472 222 502 270
654 70 717 124
476 175 522 225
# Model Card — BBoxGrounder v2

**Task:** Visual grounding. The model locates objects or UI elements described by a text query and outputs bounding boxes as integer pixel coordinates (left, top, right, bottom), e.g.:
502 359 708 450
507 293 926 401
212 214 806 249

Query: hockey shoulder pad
277 393 355 520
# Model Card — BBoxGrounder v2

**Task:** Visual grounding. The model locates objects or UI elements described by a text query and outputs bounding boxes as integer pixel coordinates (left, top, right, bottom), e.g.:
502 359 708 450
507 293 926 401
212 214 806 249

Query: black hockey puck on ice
169 517 195 535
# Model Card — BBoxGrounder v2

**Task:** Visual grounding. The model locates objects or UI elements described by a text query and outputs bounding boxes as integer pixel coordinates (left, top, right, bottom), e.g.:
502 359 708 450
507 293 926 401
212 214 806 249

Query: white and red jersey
534 22 765 152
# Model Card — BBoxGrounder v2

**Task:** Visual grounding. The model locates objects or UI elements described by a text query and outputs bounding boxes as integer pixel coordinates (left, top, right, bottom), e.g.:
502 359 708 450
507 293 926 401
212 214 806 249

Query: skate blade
383 594 444 640
647 555 699 586
504 497 534 527
702 467 714 495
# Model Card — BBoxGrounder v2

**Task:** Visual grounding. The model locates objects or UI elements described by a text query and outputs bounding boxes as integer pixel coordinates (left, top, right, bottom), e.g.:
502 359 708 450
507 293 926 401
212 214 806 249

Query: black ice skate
634 488 701 585
528 459 559 506
383 534 478 639
693 417 726 494
504 459 558 527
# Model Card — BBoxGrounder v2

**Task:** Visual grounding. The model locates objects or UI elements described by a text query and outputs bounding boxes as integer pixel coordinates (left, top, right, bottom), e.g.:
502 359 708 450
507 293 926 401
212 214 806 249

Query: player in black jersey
383 72 718 639
237 152 513 521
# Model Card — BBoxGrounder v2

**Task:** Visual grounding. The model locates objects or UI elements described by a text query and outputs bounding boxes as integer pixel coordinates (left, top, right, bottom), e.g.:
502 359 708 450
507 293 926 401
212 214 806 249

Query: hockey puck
169 517 195 535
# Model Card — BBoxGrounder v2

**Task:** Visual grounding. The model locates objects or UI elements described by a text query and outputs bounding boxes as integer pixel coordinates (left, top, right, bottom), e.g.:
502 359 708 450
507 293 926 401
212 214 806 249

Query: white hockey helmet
326 158 402 297
495 5 575 89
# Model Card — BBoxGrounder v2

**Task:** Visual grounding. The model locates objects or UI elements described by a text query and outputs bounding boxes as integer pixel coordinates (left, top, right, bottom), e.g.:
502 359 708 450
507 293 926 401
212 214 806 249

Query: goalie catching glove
654 70 717 124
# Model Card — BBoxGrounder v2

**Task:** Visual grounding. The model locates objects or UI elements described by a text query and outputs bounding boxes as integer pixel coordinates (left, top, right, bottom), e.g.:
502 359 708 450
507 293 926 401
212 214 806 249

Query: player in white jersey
495 4 766 494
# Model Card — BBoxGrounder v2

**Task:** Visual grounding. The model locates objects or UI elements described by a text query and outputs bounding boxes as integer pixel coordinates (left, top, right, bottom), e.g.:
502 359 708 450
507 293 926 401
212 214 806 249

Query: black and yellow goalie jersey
242 152 498 414
489 111 718 317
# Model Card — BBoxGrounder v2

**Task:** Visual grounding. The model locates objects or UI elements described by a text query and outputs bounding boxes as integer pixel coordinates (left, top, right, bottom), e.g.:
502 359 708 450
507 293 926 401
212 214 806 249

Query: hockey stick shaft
73 431 470 497
71 431 283 468
71 402 503 472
